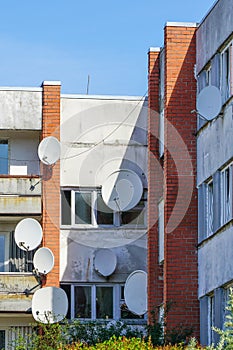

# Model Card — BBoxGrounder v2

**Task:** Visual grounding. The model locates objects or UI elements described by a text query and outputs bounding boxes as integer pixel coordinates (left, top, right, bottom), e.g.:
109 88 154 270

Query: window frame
220 163 233 226
61 283 146 322
0 139 9 175
220 41 233 102
61 188 147 229
206 65 211 86
206 179 214 237
0 232 10 272
207 294 215 345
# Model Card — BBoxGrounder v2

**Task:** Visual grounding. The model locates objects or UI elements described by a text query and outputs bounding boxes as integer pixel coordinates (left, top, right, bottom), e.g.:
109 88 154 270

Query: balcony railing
0 175 41 215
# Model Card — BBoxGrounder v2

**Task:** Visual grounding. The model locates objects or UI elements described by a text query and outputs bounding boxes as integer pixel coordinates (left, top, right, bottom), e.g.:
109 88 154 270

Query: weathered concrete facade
197 0 233 345
60 95 148 320
0 86 148 347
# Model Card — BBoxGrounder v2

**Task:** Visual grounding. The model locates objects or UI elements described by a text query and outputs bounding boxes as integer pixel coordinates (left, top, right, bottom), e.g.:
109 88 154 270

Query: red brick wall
41 82 61 287
163 25 199 336
147 48 164 321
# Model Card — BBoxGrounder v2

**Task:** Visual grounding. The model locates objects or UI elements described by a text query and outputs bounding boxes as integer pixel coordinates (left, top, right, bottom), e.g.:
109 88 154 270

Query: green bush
11 320 144 349
65 336 185 349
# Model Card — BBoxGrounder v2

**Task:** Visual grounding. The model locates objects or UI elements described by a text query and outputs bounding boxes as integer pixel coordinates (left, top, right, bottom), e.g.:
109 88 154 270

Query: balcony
0 273 40 312
0 176 41 216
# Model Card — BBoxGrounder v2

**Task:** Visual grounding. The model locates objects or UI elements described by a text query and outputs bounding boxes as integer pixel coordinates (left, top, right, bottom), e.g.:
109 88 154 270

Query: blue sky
0 0 215 96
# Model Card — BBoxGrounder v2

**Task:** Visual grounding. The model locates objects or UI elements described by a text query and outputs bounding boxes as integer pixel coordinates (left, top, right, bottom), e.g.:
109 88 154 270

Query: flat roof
61 94 147 101
0 86 42 92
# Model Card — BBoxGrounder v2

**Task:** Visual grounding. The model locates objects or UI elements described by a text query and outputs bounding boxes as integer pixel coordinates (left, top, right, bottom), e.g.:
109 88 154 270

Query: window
119 285 142 320
208 294 215 345
61 188 146 228
0 232 9 272
223 287 231 330
221 43 233 102
206 66 211 86
159 49 165 158
0 330 5 349
221 164 233 225
61 284 146 321
0 140 8 175
158 199 164 263
206 180 214 236
0 231 35 273
0 235 5 272
159 110 164 158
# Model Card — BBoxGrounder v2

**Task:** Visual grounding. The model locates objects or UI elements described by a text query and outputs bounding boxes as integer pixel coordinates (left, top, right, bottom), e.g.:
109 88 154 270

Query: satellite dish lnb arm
191 109 209 121
24 280 42 296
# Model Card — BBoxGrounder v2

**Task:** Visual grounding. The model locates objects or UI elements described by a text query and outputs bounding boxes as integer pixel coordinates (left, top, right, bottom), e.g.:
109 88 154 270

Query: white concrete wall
0 89 42 130
60 232 147 282
0 130 40 175
198 226 233 298
60 95 148 283
60 96 147 187
197 104 233 186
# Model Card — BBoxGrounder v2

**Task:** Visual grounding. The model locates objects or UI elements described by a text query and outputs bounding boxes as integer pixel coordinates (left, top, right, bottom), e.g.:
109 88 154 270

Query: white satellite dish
33 247 55 274
197 85 222 120
38 136 61 165
102 169 143 212
14 218 43 251
32 286 68 324
124 270 147 315
94 248 117 277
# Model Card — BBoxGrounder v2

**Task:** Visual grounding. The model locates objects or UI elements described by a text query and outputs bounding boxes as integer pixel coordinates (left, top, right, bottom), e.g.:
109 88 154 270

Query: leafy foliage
11 289 233 349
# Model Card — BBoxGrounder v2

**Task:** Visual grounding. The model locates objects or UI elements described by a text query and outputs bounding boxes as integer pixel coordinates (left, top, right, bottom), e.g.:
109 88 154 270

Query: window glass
221 45 231 101
61 191 71 225
121 199 145 226
208 295 215 344
96 287 113 319
0 140 8 175
120 286 141 319
75 192 92 224
60 284 71 319
221 165 232 225
0 330 5 349
75 286 91 318
96 193 114 225
0 235 5 272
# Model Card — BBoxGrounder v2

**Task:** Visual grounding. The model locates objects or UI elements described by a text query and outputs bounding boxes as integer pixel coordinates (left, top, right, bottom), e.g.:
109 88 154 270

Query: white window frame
207 294 215 345
159 110 164 158
64 283 146 322
206 180 214 237
61 188 147 229
220 41 233 102
158 199 164 263
221 164 233 226
206 65 211 86
72 284 115 320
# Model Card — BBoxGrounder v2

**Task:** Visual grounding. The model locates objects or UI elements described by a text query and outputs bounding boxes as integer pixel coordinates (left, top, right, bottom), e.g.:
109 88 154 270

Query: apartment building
148 0 233 345
0 83 148 348
196 0 233 345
